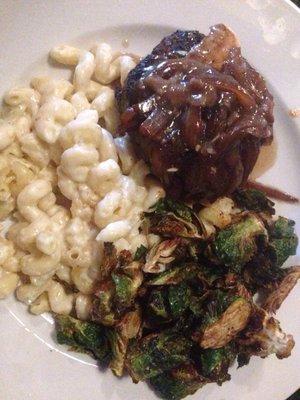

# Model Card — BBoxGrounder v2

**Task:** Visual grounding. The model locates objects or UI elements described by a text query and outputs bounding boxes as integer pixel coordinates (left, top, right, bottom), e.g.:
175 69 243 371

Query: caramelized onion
119 25 274 201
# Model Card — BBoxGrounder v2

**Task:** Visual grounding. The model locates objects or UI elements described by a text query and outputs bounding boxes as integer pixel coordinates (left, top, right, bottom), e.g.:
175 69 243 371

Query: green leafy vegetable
107 329 128 376
212 215 267 268
200 345 236 384
134 244 148 261
92 281 117 326
193 291 251 349
269 217 298 266
150 363 207 400
126 332 193 381
150 198 196 222
146 198 205 239
55 315 110 361
233 189 275 215
53 190 299 400
168 283 192 317
112 272 136 308
147 264 199 286
147 289 170 321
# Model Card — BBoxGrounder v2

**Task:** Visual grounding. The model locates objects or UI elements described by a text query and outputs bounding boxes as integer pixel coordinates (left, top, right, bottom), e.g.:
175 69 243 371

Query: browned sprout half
263 266 300 314
92 249 143 327
143 238 181 273
145 198 206 239
116 307 142 340
199 298 252 349
239 307 295 359
107 329 129 377
99 242 119 280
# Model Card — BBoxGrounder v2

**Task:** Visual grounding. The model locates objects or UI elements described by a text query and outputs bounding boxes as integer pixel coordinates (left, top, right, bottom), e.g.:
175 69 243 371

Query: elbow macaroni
0 39 165 317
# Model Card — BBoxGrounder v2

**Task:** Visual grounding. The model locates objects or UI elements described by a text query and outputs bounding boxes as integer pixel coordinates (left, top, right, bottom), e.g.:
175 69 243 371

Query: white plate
0 1 299 399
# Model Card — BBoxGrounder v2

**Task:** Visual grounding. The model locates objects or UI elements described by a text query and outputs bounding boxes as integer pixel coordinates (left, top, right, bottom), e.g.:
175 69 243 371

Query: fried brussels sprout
242 217 298 293
233 189 275 215
212 215 267 269
263 267 300 313
143 239 181 273
112 264 143 309
134 244 148 261
53 190 299 400
199 345 236 384
92 280 117 326
100 243 119 280
146 198 205 239
150 198 199 223
146 263 199 286
268 217 298 267
55 315 110 361
107 329 128 376
168 283 192 317
107 308 142 377
150 363 207 400
117 308 142 339
92 251 143 326
147 289 170 322
200 299 251 348
126 332 193 381
193 291 252 348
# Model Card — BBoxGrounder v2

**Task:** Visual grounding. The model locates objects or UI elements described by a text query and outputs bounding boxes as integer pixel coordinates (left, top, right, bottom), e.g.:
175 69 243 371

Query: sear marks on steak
117 29 205 111
118 24 274 202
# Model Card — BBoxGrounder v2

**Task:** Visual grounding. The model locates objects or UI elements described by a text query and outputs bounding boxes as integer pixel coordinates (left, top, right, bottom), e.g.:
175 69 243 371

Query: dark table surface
288 390 300 400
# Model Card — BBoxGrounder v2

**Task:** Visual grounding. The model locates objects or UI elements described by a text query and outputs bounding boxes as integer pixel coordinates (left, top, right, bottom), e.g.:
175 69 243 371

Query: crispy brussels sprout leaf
55 315 110 361
242 252 285 292
271 217 296 238
233 189 275 215
134 244 148 261
203 290 239 325
269 237 298 267
212 215 267 268
263 266 300 313
147 264 199 286
143 239 181 273
197 297 252 349
268 217 298 267
148 214 203 239
92 281 117 326
117 308 142 339
189 292 210 317
146 198 205 239
168 283 192 317
200 345 236 384
150 363 207 400
92 252 143 325
107 329 128 376
147 289 171 321
126 332 193 381
197 263 226 287
100 243 118 280
113 261 143 309
237 352 251 368
150 198 196 222
112 272 136 308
